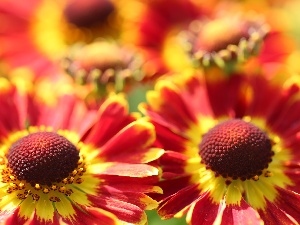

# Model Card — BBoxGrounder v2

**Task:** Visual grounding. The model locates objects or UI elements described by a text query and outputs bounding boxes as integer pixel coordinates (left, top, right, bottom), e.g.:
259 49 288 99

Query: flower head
120 0 209 77
62 40 146 93
0 0 119 75
140 70 300 224
0 77 163 224
178 13 269 69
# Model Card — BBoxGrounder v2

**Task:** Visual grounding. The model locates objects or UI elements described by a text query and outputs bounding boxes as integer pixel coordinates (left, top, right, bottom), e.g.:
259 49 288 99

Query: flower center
179 14 269 68
7 132 80 185
199 119 273 180
63 0 115 27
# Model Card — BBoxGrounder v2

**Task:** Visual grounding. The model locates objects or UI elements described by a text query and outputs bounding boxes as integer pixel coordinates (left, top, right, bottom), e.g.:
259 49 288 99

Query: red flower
0 77 163 224
0 0 117 76
141 70 300 224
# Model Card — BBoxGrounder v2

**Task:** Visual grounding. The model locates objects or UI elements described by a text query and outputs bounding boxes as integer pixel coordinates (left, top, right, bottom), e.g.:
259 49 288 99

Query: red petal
99 163 159 178
0 86 23 136
97 185 156 210
152 175 192 201
1 208 61 225
205 73 247 118
152 122 189 152
142 82 199 133
220 199 262 225
82 96 137 147
159 151 188 178
258 199 298 225
38 95 96 135
99 121 159 163
158 183 201 219
284 161 300 193
62 205 120 225
0 208 24 225
273 187 300 222
89 195 145 224
189 192 220 225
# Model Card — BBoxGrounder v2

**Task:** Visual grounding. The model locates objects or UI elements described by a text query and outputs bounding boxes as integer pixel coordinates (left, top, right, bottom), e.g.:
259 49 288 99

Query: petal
187 192 221 225
158 183 201 219
152 122 189 152
0 207 25 225
159 151 188 178
273 187 300 222
0 83 23 137
258 199 298 225
204 71 247 118
96 185 158 210
62 205 121 225
99 163 159 178
24 212 61 225
89 195 147 224
141 80 197 132
220 199 262 225
82 94 138 147
99 183 162 194
99 120 162 163
284 161 300 193
153 175 192 202
38 95 97 135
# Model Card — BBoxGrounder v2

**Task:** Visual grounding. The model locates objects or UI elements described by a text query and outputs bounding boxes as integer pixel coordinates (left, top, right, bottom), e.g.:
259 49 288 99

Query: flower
61 40 146 99
178 12 270 69
0 77 163 224
0 0 118 75
120 0 210 77
140 69 300 224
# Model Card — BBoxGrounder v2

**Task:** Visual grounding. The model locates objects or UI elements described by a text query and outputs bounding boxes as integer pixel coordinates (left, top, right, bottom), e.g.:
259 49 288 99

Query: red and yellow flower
120 0 211 78
0 0 119 75
140 69 300 224
0 77 163 224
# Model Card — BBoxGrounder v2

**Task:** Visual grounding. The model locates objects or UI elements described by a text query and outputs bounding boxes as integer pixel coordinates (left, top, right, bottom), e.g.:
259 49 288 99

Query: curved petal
62 205 121 225
82 94 138 147
258 199 298 225
187 192 221 225
273 187 300 223
158 183 200 220
99 120 162 163
98 163 159 178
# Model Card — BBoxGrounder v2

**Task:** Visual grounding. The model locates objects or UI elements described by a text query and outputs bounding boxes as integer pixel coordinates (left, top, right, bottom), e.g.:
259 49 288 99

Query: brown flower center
7 132 80 185
179 14 269 68
63 0 115 27
199 119 273 180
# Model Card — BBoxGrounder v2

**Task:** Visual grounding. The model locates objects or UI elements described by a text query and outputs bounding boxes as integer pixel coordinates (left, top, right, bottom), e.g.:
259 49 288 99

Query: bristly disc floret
178 13 270 70
199 119 274 180
7 132 80 185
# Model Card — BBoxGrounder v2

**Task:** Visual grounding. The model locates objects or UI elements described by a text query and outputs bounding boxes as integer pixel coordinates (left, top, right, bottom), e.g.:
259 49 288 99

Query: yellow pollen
72 170 78 176
264 171 273 177
18 182 25 189
43 188 50 194
32 194 40 201
35 184 41 190
76 178 83 184
59 186 66 193
49 196 61 202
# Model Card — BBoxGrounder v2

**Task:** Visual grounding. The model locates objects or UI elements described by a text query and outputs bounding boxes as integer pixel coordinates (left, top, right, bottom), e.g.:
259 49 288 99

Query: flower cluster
0 0 300 225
